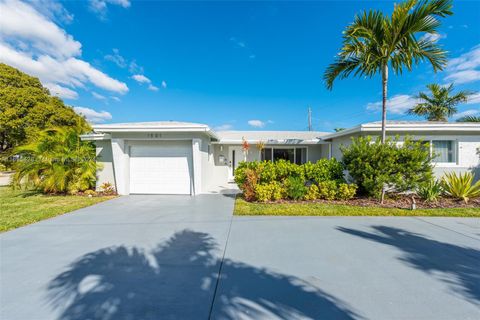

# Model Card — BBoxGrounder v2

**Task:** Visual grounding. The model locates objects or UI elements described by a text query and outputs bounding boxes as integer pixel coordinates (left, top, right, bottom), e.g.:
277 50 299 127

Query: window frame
261 146 308 164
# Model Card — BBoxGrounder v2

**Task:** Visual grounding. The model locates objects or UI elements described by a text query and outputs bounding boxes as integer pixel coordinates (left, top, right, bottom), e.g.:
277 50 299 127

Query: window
432 140 454 163
261 147 307 164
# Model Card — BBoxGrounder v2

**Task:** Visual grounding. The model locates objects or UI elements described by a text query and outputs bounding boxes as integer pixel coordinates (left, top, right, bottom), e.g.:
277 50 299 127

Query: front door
228 146 243 179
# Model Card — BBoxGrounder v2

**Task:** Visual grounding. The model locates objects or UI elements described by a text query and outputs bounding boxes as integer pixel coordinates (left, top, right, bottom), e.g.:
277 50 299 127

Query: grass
0 186 116 232
234 198 480 217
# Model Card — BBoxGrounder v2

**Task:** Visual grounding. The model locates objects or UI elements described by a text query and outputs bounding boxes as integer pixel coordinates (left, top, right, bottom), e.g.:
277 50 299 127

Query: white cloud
366 94 419 115
132 74 151 84
0 0 128 96
420 33 446 42
30 0 74 24
111 96 121 102
74 106 112 123
467 92 480 105
444 70 480 85
248 120 266 128
452 109 480 119
88 0 130 19
161 80 167 89
0 0 81 58
92 91 106 100
44 82 78 100
148 84 159 91
444 44 480 84
104 48 127 68
214 124 233 131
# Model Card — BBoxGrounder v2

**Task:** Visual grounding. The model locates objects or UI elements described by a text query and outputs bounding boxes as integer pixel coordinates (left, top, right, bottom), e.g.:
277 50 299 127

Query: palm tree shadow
47 230 362 320
337 226 480 304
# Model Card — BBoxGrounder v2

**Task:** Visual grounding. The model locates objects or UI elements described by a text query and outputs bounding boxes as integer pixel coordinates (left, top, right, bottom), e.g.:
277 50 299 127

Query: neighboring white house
81 121 480 195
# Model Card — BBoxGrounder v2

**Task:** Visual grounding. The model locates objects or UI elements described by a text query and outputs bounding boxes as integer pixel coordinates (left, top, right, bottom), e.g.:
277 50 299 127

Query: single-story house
81 121 480 195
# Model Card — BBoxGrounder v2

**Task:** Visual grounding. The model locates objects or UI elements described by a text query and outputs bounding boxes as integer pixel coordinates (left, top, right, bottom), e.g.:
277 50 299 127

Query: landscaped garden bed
234 137 480 216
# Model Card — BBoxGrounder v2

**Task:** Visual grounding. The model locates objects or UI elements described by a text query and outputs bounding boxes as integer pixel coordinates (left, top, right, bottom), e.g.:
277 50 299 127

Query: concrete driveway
1 195 479 320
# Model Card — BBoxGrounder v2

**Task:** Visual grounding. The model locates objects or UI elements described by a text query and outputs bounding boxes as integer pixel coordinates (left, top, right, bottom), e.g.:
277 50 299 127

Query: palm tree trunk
381 63 388 144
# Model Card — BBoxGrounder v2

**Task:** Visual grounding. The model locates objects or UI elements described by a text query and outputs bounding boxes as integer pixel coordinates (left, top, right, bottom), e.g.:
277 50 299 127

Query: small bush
337 183 357 200
304 184 320 200
241 169 259 201
100 182 116 195
255 182 284 202
84 189 97 197
442 172 480 204
416 179 442 202
285 176 307 200
342 136 433 198
317 181 337 200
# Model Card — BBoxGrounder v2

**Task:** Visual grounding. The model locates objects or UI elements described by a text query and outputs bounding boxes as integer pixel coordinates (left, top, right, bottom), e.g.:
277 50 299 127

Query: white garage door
129 141 193 194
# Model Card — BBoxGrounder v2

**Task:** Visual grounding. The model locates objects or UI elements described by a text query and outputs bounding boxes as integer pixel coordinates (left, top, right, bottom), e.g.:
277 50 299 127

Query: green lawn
0 186 116 232
234 198 480 217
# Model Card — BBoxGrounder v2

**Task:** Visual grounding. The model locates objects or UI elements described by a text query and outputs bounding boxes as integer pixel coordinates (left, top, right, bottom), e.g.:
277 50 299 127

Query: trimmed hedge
234 159 357 202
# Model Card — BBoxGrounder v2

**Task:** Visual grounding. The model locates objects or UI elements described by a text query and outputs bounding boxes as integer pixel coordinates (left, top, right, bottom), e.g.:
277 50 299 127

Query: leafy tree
0 63 90 154
456 115 480 122
341 136 433 198
324 0 452 143
409 83 472 121
12 127 98 194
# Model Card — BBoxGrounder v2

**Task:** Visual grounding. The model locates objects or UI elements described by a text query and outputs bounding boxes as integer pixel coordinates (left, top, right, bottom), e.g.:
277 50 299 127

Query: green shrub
12 127 98 194
285 176 307 200
416 179 442 202
303 159 344 183
341 136 433 198
337 183 357 200
442 172 480 204
317 181 337 200
304 184 320 200
255 182 284 202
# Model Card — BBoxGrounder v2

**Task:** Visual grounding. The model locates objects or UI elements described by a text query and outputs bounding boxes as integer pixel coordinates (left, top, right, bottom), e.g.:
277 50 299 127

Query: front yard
0 187 115 232
234 198 480 217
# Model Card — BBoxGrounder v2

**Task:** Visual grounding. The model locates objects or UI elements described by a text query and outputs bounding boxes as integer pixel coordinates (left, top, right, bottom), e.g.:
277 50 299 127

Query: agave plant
12 127 98 194
416 179 442 202
442 172 480 204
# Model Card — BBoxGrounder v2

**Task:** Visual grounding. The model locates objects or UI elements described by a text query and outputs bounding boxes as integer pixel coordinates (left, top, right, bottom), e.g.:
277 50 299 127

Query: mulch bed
254 196 480 209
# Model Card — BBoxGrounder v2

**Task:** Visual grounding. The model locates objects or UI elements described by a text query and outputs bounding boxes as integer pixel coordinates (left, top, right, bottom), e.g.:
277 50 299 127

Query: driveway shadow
47 230 361 320
337 226 480 304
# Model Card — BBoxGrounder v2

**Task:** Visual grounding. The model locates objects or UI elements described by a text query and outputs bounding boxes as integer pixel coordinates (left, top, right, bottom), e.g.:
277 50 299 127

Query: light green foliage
304 184 320 200
409 84 472 121
303 158 344 183
12 127 98 194
84 189 97 196
342 136 433 198
254 182 284 202
285 176 307 200
442 172 480 204
417 179 443 202
0 64 90 156
317 181 337 200
337 183 357 200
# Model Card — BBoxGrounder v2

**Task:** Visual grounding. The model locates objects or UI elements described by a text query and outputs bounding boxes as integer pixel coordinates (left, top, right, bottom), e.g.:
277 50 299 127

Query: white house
81 121 480 195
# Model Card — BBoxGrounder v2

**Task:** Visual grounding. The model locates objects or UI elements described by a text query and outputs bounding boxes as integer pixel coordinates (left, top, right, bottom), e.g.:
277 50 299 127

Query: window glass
295 148 307 164
432 141 454 162
262 148 272 161
273 149 294 162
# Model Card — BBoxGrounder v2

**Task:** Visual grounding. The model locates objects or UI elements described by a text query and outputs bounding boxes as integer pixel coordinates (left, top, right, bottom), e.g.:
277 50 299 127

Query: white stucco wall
94 140 116 191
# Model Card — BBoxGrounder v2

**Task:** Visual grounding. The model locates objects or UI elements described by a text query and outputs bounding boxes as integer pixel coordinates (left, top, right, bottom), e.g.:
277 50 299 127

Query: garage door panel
129 141 193 195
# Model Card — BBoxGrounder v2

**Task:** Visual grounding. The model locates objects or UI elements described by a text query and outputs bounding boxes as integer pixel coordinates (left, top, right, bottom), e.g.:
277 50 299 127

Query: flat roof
216 131 329 144
321 121 480 140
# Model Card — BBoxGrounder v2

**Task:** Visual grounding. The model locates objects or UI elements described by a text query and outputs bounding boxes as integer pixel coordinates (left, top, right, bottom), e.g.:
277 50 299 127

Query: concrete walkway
1 195 479 320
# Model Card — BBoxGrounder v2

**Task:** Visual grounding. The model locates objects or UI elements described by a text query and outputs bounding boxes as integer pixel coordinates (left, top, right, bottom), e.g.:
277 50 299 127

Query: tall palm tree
456 115 480 122
12 127 98 194
324 0 452 143
409 83 471 121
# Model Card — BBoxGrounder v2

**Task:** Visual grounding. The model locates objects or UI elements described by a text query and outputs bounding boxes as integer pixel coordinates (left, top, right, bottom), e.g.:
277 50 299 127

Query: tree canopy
0 63 90 154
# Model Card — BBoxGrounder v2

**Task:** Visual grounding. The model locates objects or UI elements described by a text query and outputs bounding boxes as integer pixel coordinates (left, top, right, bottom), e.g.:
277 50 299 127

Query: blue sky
1 0 479 131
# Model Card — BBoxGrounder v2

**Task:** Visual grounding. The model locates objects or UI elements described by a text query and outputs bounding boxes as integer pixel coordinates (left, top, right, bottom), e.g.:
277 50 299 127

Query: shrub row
235 159 357 202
